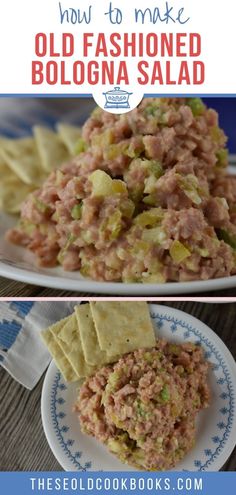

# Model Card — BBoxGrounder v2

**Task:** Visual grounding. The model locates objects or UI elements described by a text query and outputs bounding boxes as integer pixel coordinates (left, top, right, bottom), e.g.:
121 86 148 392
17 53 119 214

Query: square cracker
0 136 43 185
41 317 78 382
54 313 95 377
56 123 82 155
33 126 70 172
75 304 110 366
0 175 35 213
90 302 155 356
0 156 11 175
0 154 38 212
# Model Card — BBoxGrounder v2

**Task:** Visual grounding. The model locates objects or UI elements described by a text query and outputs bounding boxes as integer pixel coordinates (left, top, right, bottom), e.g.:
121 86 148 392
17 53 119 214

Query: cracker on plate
75 304 111 366
90 301 156 356
33 126 70 172
54 313 95 378
0 156 11 175
0 136 43 185
56 123 82 155
0 175 35 213
41 317 79 382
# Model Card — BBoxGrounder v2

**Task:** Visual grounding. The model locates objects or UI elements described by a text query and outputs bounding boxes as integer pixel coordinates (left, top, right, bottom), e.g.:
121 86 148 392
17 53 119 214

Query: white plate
41 304 236 471
0 99 236 294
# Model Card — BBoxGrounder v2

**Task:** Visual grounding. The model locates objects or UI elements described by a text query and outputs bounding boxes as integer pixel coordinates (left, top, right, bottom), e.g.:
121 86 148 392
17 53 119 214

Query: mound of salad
74 339 210 470
7 97 236 283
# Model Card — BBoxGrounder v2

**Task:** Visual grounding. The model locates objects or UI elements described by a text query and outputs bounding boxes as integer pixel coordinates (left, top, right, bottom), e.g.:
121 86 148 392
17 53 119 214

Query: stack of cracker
41 302 156 383
0 123 82 213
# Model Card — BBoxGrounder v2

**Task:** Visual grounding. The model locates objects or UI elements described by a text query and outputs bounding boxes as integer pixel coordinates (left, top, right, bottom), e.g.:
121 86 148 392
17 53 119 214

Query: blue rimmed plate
41 304 236 472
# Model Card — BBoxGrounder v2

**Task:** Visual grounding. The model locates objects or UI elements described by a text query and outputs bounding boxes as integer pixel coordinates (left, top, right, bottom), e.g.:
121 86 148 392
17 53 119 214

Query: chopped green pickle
107 371 120 390
74 138 87 155
187 98 205 116
144 100 161 116
19 220 36 235
179 174 202 205
71 203 82 220
150 160 163 178
67 233 76 243
217 229 236 250
57 233 76 264
169 344 181 356
145 105 158 116
144 102 168 124
120 199 135 218
169 240 191 263
143 194 157 206
210 126 224 144
101 210 122 240
160 385 170 402
196 247 209 257
216 148 228 167
136 401 147 418
32 197 50 214
143 352 153 363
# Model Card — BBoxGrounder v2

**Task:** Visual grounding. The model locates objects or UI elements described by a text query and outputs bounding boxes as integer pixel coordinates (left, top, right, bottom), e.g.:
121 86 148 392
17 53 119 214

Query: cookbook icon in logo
103 87 133 109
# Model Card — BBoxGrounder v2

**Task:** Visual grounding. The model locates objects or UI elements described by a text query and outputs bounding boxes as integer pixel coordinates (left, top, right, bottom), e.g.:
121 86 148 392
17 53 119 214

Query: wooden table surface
0 300 235 472
1 275 236 298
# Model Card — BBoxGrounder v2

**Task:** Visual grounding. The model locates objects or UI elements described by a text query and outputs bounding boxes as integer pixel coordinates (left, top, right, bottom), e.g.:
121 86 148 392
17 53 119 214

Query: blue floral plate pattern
41 304 236 471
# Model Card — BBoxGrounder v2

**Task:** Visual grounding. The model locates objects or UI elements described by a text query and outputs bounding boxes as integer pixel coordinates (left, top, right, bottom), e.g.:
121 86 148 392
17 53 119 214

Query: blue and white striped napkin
0 301 75 389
